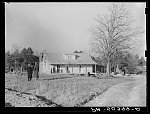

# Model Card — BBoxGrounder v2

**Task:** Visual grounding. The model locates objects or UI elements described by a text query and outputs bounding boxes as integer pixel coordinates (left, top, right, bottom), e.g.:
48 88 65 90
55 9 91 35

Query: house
39 50 97 75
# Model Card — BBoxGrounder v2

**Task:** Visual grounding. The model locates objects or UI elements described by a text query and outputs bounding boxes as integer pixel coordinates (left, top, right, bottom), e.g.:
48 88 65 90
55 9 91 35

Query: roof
46 53 68 64
45 52 97 65
74 53 97 64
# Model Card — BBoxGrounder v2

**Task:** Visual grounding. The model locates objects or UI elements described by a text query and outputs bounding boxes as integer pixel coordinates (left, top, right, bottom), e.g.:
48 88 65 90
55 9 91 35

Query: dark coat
27 66 33 78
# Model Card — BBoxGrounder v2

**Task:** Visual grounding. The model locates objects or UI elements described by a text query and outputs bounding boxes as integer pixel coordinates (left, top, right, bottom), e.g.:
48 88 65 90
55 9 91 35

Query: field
5 73 136 107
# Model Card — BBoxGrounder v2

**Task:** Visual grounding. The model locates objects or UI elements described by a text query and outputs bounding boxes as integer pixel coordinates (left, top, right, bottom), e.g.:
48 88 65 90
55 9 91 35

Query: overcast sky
5 2 146 57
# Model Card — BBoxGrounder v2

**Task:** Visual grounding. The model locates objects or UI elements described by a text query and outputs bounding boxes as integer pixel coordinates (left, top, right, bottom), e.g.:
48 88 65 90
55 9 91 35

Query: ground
84 75 146 107
5 73 146 107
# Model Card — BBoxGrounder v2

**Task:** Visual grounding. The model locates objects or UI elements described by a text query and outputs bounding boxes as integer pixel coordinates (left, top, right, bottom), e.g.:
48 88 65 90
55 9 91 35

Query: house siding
39 52 96 75
73 65 80 74
87 65 92 73
39 62 94 75
81 65 86 74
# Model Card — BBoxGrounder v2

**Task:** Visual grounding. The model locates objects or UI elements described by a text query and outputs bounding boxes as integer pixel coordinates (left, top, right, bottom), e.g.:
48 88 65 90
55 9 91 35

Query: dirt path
84 75 146 107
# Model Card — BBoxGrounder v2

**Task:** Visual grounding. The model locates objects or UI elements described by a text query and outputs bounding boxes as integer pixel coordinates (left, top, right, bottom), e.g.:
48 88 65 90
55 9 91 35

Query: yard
5 73 136 107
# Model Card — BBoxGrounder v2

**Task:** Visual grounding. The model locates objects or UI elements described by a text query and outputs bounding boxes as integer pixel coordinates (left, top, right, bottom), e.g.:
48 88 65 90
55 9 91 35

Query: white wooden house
39 50 97 75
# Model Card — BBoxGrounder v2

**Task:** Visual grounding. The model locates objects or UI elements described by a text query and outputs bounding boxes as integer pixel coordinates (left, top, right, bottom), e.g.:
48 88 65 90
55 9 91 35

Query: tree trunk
114 66 117 75
116 65 119 73
106 61 110 76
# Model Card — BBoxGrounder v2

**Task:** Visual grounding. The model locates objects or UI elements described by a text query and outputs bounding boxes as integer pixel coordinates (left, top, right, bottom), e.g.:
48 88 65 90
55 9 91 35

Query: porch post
72 65 73 74
66 65 68 75
95 64 96 73
79 65 80 74
86 65 87 74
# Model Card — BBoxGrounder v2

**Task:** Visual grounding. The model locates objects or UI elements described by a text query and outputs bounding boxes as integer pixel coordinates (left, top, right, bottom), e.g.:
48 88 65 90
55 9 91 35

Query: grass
5 73 39 92
5 73 136 107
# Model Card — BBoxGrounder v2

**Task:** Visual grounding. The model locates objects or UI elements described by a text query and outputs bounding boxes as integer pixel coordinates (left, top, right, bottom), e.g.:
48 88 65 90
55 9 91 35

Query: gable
74 53 97 64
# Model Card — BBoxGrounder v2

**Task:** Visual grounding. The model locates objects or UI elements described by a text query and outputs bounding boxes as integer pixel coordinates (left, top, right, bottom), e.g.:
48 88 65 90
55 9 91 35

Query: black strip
145 50 147 57
145 8 148 15
3 107 148 112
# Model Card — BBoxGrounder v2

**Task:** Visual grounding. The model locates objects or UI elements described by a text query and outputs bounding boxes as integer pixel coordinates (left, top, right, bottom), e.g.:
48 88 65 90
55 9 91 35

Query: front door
57 65 60 73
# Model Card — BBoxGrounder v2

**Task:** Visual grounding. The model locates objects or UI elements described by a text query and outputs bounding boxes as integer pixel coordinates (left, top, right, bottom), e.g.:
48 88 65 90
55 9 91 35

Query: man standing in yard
27 63 33 81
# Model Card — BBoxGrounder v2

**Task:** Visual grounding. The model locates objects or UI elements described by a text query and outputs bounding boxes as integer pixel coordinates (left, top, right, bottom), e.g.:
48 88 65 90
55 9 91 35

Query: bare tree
90 3 144 76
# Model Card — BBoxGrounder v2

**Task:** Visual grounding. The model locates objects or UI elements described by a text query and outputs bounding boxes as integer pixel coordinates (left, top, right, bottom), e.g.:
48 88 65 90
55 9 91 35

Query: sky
5 2 146 58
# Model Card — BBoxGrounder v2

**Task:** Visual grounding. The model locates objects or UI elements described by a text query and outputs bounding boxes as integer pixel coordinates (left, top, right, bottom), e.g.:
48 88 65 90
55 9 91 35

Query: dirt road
84 75 146 107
